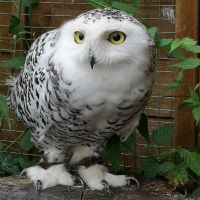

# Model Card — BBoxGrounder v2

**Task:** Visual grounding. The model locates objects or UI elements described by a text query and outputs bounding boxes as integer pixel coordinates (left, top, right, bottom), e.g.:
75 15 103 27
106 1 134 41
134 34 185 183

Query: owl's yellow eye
74 31 84 44
108 31 126 45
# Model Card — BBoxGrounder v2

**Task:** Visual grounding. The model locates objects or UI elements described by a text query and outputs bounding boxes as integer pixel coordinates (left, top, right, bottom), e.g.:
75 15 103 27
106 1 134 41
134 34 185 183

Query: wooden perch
0 176 164 200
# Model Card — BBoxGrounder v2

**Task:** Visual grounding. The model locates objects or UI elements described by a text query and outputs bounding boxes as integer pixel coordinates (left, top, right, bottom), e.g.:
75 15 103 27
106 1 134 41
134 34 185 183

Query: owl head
54 9 154 70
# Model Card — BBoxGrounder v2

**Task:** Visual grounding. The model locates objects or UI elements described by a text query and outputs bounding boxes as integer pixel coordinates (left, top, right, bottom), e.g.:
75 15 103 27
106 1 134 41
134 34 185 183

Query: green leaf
152 124 174 145
120 133 135 154
157 161 175 173
178 101 193 110
21 0 39 9
158 38 173 47
161 148 178 160
192 187 200 198
132 0 140 9
0 95 9 121
18 31 31 36
90 0 111 8
182 44 200 53
190 90 200 105
137 113 150 143
9 15 24 35
1 57 25 69
167 163 189 187
171 48 185 61
164 82 182 91
141 157 160 178
147 27 158 39
170 38 182 52
194 83 200 91
192 106 200 122
182 37 197 46
173 58 200 70
175 70 184 82
18 129 34 152
17 156 35 169
0 152 20 175
112 1 138 14
177 148 200 176
0 142 6 151
100 134 121 170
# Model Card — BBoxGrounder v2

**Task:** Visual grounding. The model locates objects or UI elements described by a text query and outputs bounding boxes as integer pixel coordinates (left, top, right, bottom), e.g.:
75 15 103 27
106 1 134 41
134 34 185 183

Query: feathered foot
77 164 139 190
20 164 74 190
70 145 140 191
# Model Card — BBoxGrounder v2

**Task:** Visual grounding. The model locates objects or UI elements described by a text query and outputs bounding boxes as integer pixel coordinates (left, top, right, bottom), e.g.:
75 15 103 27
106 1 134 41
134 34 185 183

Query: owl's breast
59 61 153 123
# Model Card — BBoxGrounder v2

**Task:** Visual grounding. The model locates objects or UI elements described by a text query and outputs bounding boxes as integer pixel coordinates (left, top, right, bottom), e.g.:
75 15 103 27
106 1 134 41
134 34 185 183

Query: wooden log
173 0 199 148
0 176 164 200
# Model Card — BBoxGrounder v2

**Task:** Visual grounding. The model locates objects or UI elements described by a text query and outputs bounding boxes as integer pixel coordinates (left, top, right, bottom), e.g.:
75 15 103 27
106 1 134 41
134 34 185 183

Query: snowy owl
10 8 156 190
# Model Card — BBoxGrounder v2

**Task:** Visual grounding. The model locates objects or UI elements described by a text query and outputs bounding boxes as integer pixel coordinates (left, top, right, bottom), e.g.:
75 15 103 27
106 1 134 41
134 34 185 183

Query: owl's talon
35 180 43 191
101 180 111 194
19 169 27 179
73 175 85 188
127 176 140 188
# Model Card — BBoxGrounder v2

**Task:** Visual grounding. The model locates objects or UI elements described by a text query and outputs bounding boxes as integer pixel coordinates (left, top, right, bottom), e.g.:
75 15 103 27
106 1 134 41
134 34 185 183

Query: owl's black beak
90 55 96 69
89 48 96 69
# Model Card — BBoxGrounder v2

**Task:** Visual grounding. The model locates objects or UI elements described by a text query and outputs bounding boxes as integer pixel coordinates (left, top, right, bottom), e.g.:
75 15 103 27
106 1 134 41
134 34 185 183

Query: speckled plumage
9 8 156 190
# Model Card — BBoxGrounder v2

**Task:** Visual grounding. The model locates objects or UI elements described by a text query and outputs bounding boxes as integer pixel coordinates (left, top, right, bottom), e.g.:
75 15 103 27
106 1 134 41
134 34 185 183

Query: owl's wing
9 29 60 131
119 43 156 141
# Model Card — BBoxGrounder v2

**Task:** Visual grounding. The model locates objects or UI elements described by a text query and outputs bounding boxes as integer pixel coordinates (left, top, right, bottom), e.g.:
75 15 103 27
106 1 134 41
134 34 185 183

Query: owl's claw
73 175 85 189
35 180 43 192
19 169 28 179
101 180 111 194
127 176 140 188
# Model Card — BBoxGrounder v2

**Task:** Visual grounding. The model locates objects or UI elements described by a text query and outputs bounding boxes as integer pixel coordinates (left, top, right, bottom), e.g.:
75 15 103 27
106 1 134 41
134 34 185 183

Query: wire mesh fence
0 0 176 171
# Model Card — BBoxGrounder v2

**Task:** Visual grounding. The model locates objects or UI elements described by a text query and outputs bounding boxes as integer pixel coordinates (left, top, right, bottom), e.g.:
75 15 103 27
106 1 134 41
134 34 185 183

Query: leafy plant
100 133 135 171
139 115 200 195
89 0 141 15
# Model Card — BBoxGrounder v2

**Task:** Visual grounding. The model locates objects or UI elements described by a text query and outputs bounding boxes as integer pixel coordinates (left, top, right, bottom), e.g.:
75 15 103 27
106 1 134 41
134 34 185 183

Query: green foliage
138 115 200 194
17 155 38 169
167 163 189 187
100 134 121 170
120 133 135 154
166 148 200 176
0 153 20 175
152 124 174 145
147 27 158 40
141 157 160 178
0 95 9 121
18 129 34 152
111 1 139 14
89 0 140 15
90 0 111 9
1 57 25 69
173 58 200 70
157 161 175 173
164 81 182 91
100 133 135 171
21 0 39 8
9 15 24 35
192 187 200 198
137 113 149 143
156 33 200 129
